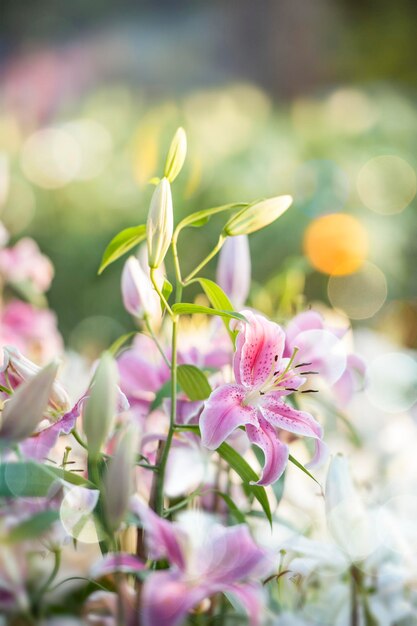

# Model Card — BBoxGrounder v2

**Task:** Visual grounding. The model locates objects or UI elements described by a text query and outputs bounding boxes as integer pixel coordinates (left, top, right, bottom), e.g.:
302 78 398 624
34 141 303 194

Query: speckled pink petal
246 415 289 486
233 311 285 389
200 383 258 449
260 397 323 440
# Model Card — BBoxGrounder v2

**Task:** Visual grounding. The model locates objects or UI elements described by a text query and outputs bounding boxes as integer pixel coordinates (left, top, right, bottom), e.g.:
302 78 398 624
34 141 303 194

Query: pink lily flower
0 300 63 363
132 499 270 626
200 310 326 485
285 310 366 406
0 237 54 293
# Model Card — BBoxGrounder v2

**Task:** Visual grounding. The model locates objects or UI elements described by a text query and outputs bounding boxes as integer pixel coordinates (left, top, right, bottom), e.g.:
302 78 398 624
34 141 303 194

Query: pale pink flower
92 501 270 626
0 300 63 362
285 310 366 406
0 237 54 293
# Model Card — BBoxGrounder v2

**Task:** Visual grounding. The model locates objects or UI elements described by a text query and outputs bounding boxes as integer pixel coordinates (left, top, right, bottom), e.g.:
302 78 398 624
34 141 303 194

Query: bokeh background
1 0 417 354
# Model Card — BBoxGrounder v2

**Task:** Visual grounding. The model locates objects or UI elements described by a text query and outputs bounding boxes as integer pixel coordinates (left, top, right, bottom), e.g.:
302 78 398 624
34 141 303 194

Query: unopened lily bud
325 455 375 561
1 345 70 412
223 195 293 236
121 256 160 320
0 360 59 443
83 353 118 460
146 177 173 269
103 423 140 530
216 235 251 309
164 127 187 183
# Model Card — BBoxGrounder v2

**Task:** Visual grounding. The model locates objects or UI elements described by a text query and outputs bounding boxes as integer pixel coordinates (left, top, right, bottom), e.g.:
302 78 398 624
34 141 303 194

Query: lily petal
224 582 266 626
19 401 81 460
246 415 289 486
92 553 145 578
197 523 269 582
131 497 185 569
260 397 323 440
233 311 285 389
142 571 215 626
200 384 258 450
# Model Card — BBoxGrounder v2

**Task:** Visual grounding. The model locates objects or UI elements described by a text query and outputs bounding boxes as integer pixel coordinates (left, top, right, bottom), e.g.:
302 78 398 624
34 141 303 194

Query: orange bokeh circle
303 213 368 275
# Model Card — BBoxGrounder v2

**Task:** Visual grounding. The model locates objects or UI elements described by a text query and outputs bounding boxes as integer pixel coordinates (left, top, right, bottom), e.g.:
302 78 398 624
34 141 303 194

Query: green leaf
160 278 173 312
150 380 174 412
214 490 246 524
172 425 271 525
177 364 212 401
172 303 246 323
195 278 239 343
0 462 92 498
217 442 272 526
7 510 60 543
98 225 146 274
176 203 248 232
288 454 321 487
188 216 210 228
108 331 137 357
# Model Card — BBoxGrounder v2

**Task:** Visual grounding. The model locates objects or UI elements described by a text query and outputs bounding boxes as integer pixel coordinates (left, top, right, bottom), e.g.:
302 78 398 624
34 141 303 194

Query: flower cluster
2 127 413 626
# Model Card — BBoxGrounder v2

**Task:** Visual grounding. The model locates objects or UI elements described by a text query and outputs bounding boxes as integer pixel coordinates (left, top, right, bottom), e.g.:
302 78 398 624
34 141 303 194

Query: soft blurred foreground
1 2 417 625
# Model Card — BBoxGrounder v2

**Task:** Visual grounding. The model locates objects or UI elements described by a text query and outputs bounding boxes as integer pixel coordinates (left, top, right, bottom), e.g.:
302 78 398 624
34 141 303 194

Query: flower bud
146 177 173 269
325 455 376 561
1 345 70 412
121 256 160 320
223 195 293 236
83 353 118 460
103 423 140 530
0 360 59 443
216 235 251 309
164 127 187 183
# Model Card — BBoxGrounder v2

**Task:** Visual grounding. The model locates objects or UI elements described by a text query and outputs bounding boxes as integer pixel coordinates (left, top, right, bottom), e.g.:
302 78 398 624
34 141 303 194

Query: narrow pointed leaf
98 225 146 274
177 364 212 401
195 278 239 343
217 442 272 526
214 490 246 524
7 510 60 543
176 203 248 232
289 454 321 487
0 461 92 498
108 332 137 357
172 303 246 323
159 278 173 312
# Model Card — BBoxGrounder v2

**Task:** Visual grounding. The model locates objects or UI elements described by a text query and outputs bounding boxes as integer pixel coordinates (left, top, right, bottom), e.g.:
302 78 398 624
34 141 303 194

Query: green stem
71 428 88 450
183 234 225 284
88 457 111 555
33 549 61 605
171 233 184 288
150 268 174 317
153 318 178 515
144 315 170 368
